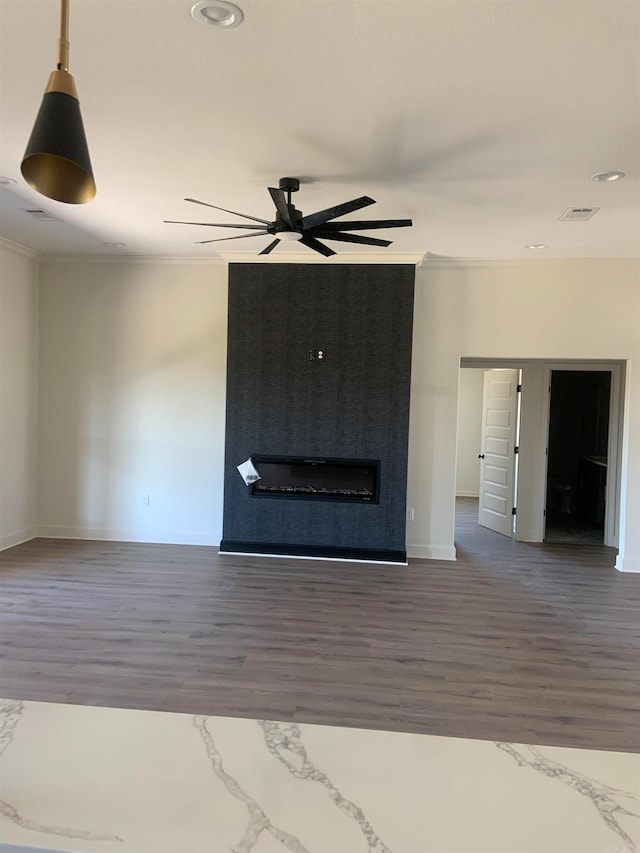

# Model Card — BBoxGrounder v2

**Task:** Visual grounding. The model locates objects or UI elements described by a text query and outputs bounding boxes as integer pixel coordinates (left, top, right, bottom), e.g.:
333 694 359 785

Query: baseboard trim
37 526 220 547
455 491 480 498
0 527 38 551
220 540 406 564
615 555 640 574
219 550 407 566
406 544 457 561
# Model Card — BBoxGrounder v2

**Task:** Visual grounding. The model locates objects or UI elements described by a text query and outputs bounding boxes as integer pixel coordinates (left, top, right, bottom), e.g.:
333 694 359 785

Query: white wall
406 258 640 571
32 255 640 571
455 368 484 496
37 259 228 545
0 240 39 549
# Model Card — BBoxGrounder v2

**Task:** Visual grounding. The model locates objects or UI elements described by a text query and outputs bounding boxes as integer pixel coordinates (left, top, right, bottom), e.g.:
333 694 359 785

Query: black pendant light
21 0 96 204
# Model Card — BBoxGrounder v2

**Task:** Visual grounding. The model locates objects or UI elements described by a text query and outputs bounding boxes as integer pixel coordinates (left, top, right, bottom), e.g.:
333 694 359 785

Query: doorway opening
455 359 623 550
544 370 611 545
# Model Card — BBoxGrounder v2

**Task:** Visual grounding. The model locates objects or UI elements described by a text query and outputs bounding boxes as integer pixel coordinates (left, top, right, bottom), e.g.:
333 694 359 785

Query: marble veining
260 720 390 852
0 698 638 853
0 701 24 758
497 742 639 848
0 700 122 846
0 801 122 846
194 715 308 853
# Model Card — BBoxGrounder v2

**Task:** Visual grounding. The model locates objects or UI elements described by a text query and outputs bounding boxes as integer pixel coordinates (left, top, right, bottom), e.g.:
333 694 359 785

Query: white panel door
478 369 519 537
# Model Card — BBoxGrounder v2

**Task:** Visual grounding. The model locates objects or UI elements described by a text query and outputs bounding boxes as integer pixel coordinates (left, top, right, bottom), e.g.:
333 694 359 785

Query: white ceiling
1 0 639 260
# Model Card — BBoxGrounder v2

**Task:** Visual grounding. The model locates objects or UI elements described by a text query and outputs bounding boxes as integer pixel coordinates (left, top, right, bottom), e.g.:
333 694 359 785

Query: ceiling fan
164 177 412 256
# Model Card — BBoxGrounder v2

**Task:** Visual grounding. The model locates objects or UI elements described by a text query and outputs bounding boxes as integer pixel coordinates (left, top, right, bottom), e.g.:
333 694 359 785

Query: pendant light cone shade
20 0 96 204
21 70 95 204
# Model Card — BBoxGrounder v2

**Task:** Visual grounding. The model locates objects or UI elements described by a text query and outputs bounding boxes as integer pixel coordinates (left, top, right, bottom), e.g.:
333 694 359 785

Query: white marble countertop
0 698 638 853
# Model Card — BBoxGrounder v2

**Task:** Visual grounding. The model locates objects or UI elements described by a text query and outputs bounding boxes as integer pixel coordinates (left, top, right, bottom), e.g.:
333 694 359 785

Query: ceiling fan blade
184 198 271 225
195 230 270 244
268 187 295 229
165 220 267 229
299 196 375 230
313 219 413 231
259 238 281 255
312 232 392 247
300 235 336 257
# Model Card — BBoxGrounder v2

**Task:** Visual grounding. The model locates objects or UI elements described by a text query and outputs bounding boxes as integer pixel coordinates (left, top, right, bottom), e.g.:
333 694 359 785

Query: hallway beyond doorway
455 496 614 558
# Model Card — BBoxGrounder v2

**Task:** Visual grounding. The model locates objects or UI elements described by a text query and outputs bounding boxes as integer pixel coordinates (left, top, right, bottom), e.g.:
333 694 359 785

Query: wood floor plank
1 498 638 751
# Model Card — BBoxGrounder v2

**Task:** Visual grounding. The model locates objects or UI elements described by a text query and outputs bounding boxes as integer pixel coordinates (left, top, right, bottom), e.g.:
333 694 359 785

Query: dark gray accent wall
222 263 415 559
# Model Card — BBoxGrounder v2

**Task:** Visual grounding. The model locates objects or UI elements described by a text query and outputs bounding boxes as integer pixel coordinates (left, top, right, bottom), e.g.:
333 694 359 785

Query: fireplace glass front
250 456 379 503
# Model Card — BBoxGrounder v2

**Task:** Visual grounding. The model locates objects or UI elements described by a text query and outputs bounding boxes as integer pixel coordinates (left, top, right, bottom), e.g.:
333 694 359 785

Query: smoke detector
558 207 600 222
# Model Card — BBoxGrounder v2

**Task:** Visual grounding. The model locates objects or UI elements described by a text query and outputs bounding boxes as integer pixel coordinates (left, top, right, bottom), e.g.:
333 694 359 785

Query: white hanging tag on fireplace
237 458 261 485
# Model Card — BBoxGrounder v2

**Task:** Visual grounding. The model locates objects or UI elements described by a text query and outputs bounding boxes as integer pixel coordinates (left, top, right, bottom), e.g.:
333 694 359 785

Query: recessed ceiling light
191 1 244 28
525 244 548 249
590 171 625 182
104 241 126 248
0 176 17 186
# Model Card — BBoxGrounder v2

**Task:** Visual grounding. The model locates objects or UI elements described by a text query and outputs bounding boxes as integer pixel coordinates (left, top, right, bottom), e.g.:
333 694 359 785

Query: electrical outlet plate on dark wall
221 263 415 563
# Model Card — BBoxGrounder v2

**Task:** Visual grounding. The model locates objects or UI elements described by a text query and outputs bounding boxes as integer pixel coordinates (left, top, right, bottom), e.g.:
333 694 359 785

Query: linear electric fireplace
250 456 379 503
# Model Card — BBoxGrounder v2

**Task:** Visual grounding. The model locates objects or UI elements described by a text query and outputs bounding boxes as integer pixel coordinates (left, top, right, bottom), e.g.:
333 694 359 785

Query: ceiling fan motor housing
274 206 303 233
279 177 300 193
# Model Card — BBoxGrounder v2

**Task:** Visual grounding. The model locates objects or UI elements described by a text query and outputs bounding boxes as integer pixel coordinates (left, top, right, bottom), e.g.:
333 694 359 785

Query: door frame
540 361 623 548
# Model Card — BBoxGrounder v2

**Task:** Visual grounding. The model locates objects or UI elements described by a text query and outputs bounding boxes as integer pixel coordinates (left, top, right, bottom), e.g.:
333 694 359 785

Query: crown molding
420 255 640 270
41 254 228 266
34 252 637 269
219 250 427 265
0 236 42 260
41 250 426 266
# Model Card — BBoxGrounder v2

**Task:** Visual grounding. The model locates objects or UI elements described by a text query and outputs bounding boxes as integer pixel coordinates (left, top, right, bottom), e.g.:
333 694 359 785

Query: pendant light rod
57 0 70 71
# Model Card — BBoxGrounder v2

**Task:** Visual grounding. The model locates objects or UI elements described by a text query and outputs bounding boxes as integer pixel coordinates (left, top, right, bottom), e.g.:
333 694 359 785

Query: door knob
478 454 485 459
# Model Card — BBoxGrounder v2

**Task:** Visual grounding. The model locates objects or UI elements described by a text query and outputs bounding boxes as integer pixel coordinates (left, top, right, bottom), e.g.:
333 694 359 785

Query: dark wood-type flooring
1 499 638 752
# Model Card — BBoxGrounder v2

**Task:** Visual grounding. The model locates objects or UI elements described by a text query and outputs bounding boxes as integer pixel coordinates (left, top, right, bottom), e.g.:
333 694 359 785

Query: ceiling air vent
23 208 59 222
558 207 600 222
